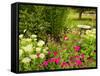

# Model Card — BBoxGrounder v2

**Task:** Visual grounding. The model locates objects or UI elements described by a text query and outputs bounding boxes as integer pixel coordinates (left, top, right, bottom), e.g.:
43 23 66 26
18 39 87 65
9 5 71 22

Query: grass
65 11 96 28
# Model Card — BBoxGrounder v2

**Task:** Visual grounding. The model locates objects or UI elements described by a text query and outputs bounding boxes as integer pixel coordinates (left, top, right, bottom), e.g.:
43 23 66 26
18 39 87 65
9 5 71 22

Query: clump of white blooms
37 40 45 47
39 53 45 59
36 47 41 53
19 49 23 57
43 49 48 54
29 54 37 59
19 33 48 65
22 57 31 63
19 34 23 39
31 34 37 38
22 44 33 53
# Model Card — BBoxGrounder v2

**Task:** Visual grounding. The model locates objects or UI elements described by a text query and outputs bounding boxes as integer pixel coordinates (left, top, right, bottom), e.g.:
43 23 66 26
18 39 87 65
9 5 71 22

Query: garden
19 4 96 72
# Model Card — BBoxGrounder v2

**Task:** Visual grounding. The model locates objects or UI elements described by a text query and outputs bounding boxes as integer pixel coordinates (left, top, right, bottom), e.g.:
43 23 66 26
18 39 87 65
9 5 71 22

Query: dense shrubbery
19 5 96 72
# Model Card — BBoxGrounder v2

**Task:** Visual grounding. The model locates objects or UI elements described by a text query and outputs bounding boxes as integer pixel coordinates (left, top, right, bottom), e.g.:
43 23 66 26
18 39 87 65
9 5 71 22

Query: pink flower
75 60 82 65
43 61 48 66
61 62 68 68
49 58 55 63
64 36 69 40
48 51 51 55
75 55 80 59
74 46 81 52
80 53 85 59
49 58 60 64
55 58 60 64
53 51 58 56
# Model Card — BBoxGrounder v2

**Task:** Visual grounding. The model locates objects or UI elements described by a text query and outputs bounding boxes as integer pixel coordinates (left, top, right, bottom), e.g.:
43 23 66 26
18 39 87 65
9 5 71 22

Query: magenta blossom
55 58 60 64
74 46 81 52
75 55 80 59
53 51 58 56
48 51 51 55
75 60 82 65
43 61 48 66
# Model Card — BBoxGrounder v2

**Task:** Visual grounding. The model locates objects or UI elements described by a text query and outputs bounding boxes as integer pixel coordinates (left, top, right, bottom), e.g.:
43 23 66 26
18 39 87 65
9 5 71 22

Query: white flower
23 29 26 33
43 49 48 54
37 40 45 47
25 38 32 42
22 57 31 63
45 47 49 50
19 34 23 39
39 53 45 59
22 44 33 52
36 47 41 53
19 49 23 56
31 34 37 38
29 54 37 59
34 38 37 41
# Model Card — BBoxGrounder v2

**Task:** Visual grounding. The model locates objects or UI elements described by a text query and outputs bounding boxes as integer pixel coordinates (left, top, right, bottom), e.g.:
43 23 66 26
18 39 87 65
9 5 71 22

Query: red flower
43 61 48 66
74 46 81 52
53 51 58 56
75 60 82 65
64 36 68 40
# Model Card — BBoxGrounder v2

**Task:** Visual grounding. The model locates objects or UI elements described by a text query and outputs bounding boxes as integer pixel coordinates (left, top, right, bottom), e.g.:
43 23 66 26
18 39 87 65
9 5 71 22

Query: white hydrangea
45 47 49 50
34 38 37 41
23 29 26 33
22 44 33 53
43 49 48 54
39 53 45 59
19 34 23 39
31 34 37 38
25 38 32 42
22 57 31 63
29 54 37 59
36 47 41 53
19 49 23 56
37 40 45 47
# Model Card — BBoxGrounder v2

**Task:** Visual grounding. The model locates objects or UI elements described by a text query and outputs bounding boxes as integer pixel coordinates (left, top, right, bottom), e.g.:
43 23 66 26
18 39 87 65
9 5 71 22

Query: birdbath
77 25 91 35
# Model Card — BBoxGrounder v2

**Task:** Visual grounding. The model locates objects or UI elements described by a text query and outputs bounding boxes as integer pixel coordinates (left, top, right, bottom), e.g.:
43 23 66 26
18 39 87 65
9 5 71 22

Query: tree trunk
79 11 83 19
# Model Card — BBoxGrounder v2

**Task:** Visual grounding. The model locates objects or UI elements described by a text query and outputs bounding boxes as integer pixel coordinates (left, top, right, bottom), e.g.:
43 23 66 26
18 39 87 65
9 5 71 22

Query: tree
72 7 96 19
